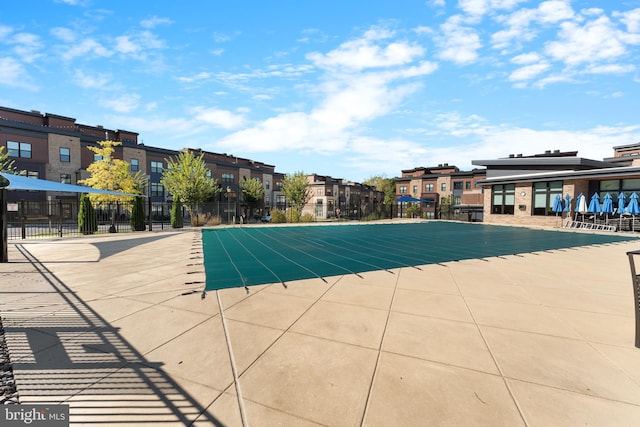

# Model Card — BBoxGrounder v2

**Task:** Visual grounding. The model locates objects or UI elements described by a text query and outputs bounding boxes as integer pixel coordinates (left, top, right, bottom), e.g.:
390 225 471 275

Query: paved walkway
1 226 640 426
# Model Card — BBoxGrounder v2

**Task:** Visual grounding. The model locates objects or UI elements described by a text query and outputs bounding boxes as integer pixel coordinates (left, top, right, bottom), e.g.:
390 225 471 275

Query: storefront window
533 181 563 216
492 184 515 214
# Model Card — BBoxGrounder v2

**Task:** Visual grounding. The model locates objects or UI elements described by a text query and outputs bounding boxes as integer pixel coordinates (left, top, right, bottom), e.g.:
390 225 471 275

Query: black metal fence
5 199 180 240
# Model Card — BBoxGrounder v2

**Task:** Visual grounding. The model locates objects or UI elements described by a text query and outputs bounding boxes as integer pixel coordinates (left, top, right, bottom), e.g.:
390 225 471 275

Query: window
412 185 418 194
453 181 463 190
130 158 139 171
492 184 515 215
150 161 163 173
425 183 434 191
275 182 282 190
7 141 31 158
94 154 103 161
465 181 471 190
533 181 563 216
317 188 323 195
150 182 164 197
59 147 70 162
399 186 407 194
206 169 212 178
265 180 271 190
441 183 446 191
222 173 234 183
60 174 71 184
27 171 39 179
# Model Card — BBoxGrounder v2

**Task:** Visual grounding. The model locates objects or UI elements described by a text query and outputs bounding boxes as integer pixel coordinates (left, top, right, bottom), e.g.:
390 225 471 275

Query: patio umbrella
552 194 563 216
574 193 587 222
601 193 614 222
587 193 601 223
396 195 422 218
563 194 571 213
628 193 640 231
618 192 627 228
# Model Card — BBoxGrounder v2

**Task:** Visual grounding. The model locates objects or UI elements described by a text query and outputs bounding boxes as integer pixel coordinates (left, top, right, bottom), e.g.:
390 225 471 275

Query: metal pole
1 189 7 263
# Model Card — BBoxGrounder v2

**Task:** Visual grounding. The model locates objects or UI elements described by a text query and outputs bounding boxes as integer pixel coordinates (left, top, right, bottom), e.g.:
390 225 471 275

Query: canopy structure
0 172 139 196
1 172 140 262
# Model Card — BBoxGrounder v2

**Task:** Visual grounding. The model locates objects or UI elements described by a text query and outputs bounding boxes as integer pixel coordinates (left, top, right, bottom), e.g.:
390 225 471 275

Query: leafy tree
79 140 144 232
78 193 97 234
130 196 146 231
406 202 422 218
80 140 145 203
171 199 184 228
240 176 265 220
363 174 396 218
160 149 219 225
281 171 312 220
0 146 16 173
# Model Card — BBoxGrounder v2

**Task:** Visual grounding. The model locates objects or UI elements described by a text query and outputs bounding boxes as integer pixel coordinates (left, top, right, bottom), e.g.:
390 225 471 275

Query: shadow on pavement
1 244 224 426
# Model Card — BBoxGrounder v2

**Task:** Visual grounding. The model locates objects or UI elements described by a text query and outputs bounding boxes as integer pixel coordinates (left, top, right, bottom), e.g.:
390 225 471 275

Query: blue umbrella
618 192 627 214
618 192 627 228
602 193 613 221
628 193 640 231
552 194 563 214
588 193 601 224
563 194 571 213
574 193 587 221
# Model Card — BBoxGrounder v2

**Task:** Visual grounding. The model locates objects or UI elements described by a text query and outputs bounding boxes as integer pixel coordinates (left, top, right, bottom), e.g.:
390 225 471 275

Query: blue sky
1 1 639 182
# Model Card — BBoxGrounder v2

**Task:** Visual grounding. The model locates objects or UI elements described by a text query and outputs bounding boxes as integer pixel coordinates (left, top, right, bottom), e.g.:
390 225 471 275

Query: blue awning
0 172 139 196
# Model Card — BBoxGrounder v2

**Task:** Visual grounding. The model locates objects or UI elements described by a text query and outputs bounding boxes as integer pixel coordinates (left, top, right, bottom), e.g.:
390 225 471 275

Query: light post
226 186 231 224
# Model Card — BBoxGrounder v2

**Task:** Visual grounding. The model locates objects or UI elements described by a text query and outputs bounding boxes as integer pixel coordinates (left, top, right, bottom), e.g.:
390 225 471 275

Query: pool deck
2 222 640 426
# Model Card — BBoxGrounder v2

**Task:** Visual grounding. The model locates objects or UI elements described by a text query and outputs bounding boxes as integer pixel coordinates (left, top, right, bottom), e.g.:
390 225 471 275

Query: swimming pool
201 222 637 290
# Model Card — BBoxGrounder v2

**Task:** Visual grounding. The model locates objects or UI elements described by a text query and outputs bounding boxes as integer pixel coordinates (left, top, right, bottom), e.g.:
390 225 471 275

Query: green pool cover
202 222 637 290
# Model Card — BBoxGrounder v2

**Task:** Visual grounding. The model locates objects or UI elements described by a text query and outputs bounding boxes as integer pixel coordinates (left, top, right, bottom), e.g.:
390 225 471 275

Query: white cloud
73 70 111 89
307 28 424 71
100 94 140 113
0 25 12 40
508 62 550 81
581 63 635 74
545 15 627 66
50 27 76 42
63 38 111 60
436 15 482 65
0 57 37 90
177 72 211 83
10 32 42 63
491 0 575 50
113 31 165 59
192 107 246 129
615 8 640 33
511 52 543 64
140 16 173 29
216 27 437 156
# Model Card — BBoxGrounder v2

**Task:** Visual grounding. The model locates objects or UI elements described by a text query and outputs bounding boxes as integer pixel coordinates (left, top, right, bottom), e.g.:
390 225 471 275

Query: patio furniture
626 249 640 348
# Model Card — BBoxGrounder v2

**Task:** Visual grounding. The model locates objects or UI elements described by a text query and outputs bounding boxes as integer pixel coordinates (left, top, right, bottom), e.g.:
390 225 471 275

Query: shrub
78 193 97 235
286 209 300 223
130 196 146 231
300 213 314 222
171 200 184 228
206 215 222 226
270 210 287 223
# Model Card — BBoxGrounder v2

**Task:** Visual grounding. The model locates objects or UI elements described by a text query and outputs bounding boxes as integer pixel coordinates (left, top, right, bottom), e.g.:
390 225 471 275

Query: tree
78 193 97 234
130 196 146 231
79 140 145 232
282 171 312 220
363 175 396 218
240 176 265 220
80 140 144 203
160 149 219 225
0 147 16 173
171 199 184 228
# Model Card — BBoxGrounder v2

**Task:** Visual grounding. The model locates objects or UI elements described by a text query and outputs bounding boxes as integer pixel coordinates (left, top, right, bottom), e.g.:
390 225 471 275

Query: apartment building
395 164 486 220
304 174 385 219
0 106 283 221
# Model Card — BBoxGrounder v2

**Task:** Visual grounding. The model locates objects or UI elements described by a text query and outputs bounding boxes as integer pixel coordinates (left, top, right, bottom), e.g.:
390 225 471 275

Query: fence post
20 200 26 240
58 199 63 237
148 197 153 231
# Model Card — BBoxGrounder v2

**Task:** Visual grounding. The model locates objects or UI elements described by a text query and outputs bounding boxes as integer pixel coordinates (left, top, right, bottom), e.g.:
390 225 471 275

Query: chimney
508 154 514 158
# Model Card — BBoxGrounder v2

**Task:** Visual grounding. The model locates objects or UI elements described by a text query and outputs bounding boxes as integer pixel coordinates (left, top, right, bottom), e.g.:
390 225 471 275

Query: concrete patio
1 226 640 426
